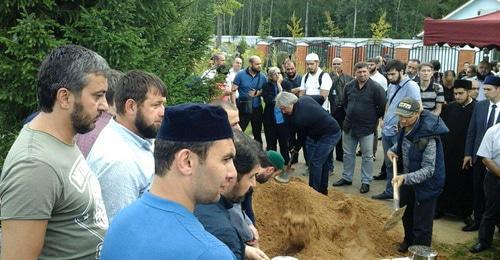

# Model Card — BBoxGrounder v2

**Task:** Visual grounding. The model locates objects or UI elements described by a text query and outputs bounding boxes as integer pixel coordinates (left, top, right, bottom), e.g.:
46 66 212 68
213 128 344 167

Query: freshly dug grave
253 178 404 259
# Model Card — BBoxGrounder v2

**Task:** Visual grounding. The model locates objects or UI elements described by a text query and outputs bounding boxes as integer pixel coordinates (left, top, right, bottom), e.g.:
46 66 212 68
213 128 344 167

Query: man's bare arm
1 220 48 260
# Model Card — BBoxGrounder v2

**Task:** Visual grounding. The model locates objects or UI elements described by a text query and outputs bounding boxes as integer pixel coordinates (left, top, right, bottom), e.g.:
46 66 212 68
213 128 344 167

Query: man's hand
248 89 257 97
245 246 270 260
392 175 405 188
246 224 260 247
277 74 283 85
387 150 398 162
462 156 473 170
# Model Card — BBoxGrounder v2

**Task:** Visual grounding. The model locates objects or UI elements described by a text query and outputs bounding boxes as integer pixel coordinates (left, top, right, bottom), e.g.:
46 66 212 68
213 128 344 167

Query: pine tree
287 12 304 39
371 11 392 43
321 11 342 37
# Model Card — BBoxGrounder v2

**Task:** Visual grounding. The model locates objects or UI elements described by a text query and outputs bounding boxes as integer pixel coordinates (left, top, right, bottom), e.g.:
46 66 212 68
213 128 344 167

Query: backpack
304 71 326 89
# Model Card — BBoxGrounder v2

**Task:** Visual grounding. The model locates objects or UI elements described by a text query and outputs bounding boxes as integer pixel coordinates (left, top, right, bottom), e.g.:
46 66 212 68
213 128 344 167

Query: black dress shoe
360 183 370 194
397 240 411 253
372 192 392 200
470 243 490 253
462 223 480 232
373 173 387 180
332 179 352 187
290 153 299 164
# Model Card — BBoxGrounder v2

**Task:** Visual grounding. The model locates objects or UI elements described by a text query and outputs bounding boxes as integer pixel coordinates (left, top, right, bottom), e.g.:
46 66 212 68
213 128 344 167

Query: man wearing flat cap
463 76 500 232
389 98 449 253
438 79 476 223
101 104 238 260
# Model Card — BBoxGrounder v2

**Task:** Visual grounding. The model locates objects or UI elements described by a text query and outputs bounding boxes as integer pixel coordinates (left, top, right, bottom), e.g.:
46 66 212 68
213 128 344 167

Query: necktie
486 104 497 129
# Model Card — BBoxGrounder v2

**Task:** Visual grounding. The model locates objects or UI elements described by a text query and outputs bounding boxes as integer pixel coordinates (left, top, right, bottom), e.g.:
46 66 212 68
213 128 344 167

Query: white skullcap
305 53 319 61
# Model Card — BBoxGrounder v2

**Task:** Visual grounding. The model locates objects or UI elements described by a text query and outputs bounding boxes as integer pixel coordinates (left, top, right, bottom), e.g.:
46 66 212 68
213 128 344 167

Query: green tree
321 11 342 38
287 12 304 39
257 17 270 39
371 11 392 42
214 0 243 48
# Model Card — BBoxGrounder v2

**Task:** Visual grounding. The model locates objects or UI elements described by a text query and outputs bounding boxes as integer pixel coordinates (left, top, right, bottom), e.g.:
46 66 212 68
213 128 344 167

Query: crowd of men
0 44 499 260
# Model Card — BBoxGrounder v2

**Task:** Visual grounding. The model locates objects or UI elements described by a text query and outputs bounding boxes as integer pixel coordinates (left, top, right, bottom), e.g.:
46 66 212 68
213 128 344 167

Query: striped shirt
419 82 444 110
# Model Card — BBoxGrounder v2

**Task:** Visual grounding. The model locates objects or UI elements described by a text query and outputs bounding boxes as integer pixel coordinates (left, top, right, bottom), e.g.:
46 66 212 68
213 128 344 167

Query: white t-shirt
299 68 333 111
226 68 240 98
477 122 500 167
370 71 388 91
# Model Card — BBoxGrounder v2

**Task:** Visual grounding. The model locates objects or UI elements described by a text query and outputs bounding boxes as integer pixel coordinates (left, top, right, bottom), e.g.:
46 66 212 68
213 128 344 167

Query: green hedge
0 0 216 166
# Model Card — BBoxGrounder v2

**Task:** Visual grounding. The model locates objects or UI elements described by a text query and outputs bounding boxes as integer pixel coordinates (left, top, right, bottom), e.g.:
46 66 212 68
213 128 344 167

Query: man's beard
71 101 98 134
369 67 377 74
389 73 402 84
135 109 158 138
250 66 260 73
286 72 296 79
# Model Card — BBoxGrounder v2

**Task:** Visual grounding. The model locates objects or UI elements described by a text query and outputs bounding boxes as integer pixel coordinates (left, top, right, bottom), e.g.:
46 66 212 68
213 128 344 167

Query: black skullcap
157 104 233 142
484 76 500 87
453 79 472 90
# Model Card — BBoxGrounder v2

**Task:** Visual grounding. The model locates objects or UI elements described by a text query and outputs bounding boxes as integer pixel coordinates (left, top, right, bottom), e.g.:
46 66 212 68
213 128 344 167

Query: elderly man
332 62 386 194
1 45 109 259
101 104 238 259
329 57 354 162
299 53 333 111
87 70 167 221
406 59 421 82
195 130 270 260
202 53 226 80
276 92 341 195
390 98 448 253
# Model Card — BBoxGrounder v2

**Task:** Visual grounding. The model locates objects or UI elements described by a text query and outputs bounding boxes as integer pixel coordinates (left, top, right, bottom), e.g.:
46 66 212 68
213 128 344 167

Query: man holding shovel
387 98 448 253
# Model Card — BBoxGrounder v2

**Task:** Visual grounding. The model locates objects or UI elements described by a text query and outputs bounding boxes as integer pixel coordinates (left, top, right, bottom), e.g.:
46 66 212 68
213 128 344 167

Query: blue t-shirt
101 192 236 260
233 68 266 108
383 77 421 137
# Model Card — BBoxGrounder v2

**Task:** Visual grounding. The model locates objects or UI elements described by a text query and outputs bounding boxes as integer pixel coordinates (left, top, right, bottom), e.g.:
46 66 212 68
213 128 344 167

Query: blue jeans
382 133 399 196
306 131 341 195
341 131 374 184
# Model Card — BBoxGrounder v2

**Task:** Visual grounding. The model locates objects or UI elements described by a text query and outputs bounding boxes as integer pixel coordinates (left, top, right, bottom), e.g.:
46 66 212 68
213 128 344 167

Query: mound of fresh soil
254 178 405 259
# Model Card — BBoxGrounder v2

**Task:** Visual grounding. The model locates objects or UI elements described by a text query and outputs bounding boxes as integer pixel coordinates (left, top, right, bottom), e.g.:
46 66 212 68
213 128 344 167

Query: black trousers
478 171 500 246
332 107 346 161
264 123 290 164
400 185 436 246
472 161 487 224
239 106 263 144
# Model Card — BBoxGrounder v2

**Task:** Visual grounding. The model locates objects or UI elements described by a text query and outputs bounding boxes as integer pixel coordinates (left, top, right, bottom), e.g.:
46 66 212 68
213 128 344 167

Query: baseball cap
395 98 421 117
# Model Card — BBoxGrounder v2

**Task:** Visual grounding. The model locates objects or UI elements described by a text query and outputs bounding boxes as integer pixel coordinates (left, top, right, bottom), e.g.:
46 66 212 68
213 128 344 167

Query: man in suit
463 76 500 231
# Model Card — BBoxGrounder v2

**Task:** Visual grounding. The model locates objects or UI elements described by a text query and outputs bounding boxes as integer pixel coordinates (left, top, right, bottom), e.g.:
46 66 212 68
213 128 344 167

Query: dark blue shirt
194 196 245 260
282 74 303 92
233 68 266 107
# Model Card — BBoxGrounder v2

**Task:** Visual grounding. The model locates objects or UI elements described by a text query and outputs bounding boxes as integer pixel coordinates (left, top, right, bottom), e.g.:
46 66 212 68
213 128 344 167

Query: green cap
266 150 285 170
395 98 421 117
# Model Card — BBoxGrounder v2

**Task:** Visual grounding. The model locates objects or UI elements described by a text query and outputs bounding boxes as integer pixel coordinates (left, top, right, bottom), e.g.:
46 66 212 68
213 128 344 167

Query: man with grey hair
1 45 109 259
201 53 226 80
276 92 341 195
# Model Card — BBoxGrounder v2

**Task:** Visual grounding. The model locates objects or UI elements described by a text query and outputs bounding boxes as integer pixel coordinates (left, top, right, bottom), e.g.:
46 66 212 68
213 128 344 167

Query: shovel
383 157 407 231
274 150 297 183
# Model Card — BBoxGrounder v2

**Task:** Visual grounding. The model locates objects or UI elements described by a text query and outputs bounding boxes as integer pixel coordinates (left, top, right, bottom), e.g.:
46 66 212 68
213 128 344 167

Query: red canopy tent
423 10 500 49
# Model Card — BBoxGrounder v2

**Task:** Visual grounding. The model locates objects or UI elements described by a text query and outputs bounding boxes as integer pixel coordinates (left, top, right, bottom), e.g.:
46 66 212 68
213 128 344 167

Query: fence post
395 46 411 63
256 41 269 62
295 42 309 74
457 49 476 72
340 43 355 76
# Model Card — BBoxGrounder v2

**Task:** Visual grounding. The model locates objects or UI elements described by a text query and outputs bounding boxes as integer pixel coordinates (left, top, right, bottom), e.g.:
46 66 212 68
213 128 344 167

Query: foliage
0 0 215 166
371 11 392 42
237 37 249 55
214 0 243 16
286 12 304 39
321 11 342 38
257 18 271 39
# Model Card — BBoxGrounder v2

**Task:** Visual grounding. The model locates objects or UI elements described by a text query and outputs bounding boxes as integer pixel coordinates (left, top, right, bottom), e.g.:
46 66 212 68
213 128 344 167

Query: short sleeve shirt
383 77 421 137
0 125 109 259
233 68 266 107
477 123 500 167
419 82 445 110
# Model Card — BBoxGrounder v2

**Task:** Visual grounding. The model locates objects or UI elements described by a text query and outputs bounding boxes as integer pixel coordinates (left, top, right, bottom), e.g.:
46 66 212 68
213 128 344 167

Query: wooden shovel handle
392 157 399 202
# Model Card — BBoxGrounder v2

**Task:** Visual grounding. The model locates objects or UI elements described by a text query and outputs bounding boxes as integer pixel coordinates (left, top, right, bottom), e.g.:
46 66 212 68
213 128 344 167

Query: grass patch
433 237 499 259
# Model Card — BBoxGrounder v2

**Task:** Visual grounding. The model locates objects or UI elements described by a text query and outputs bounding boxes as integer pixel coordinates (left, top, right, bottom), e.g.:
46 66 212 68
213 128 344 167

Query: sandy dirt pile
253 178 404 259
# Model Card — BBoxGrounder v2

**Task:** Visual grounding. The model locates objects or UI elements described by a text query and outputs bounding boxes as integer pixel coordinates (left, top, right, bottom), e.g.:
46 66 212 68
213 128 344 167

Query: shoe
397 240 411 253
335 157 343 162
372 192 392 200
356 150 361 156
470 243 490 253
360 184 370 194
462 223 480 232
290 153 299 164
464 215 474 226
332 179 352 187
373 173 386 180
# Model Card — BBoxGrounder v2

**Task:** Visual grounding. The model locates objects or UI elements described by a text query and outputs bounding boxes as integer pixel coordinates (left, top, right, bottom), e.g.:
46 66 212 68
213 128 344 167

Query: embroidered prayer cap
452 79 472 90
395 98 421 117
484 76 500 87
157 103 233 142
266 150 285 170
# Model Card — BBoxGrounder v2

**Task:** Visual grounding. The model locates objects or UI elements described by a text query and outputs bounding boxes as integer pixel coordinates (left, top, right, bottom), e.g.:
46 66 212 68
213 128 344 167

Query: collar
141 191 194 217
108 119 153 151
462 98 474 107
218 196 234 209
397 77 411 88
489 100 500 107
245 67 259 78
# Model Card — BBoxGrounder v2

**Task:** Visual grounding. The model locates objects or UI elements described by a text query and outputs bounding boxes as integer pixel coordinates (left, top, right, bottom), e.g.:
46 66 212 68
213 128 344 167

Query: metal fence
409 43 459 72
353 40 395 65
308 41 330 68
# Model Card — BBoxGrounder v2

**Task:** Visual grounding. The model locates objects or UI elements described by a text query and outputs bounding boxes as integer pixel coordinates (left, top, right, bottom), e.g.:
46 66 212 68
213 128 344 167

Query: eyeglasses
332 63 341 65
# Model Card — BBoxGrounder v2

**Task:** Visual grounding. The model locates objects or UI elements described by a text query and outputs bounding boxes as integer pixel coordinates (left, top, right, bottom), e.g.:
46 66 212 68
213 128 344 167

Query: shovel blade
274 172 290 183
383 205 407 231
